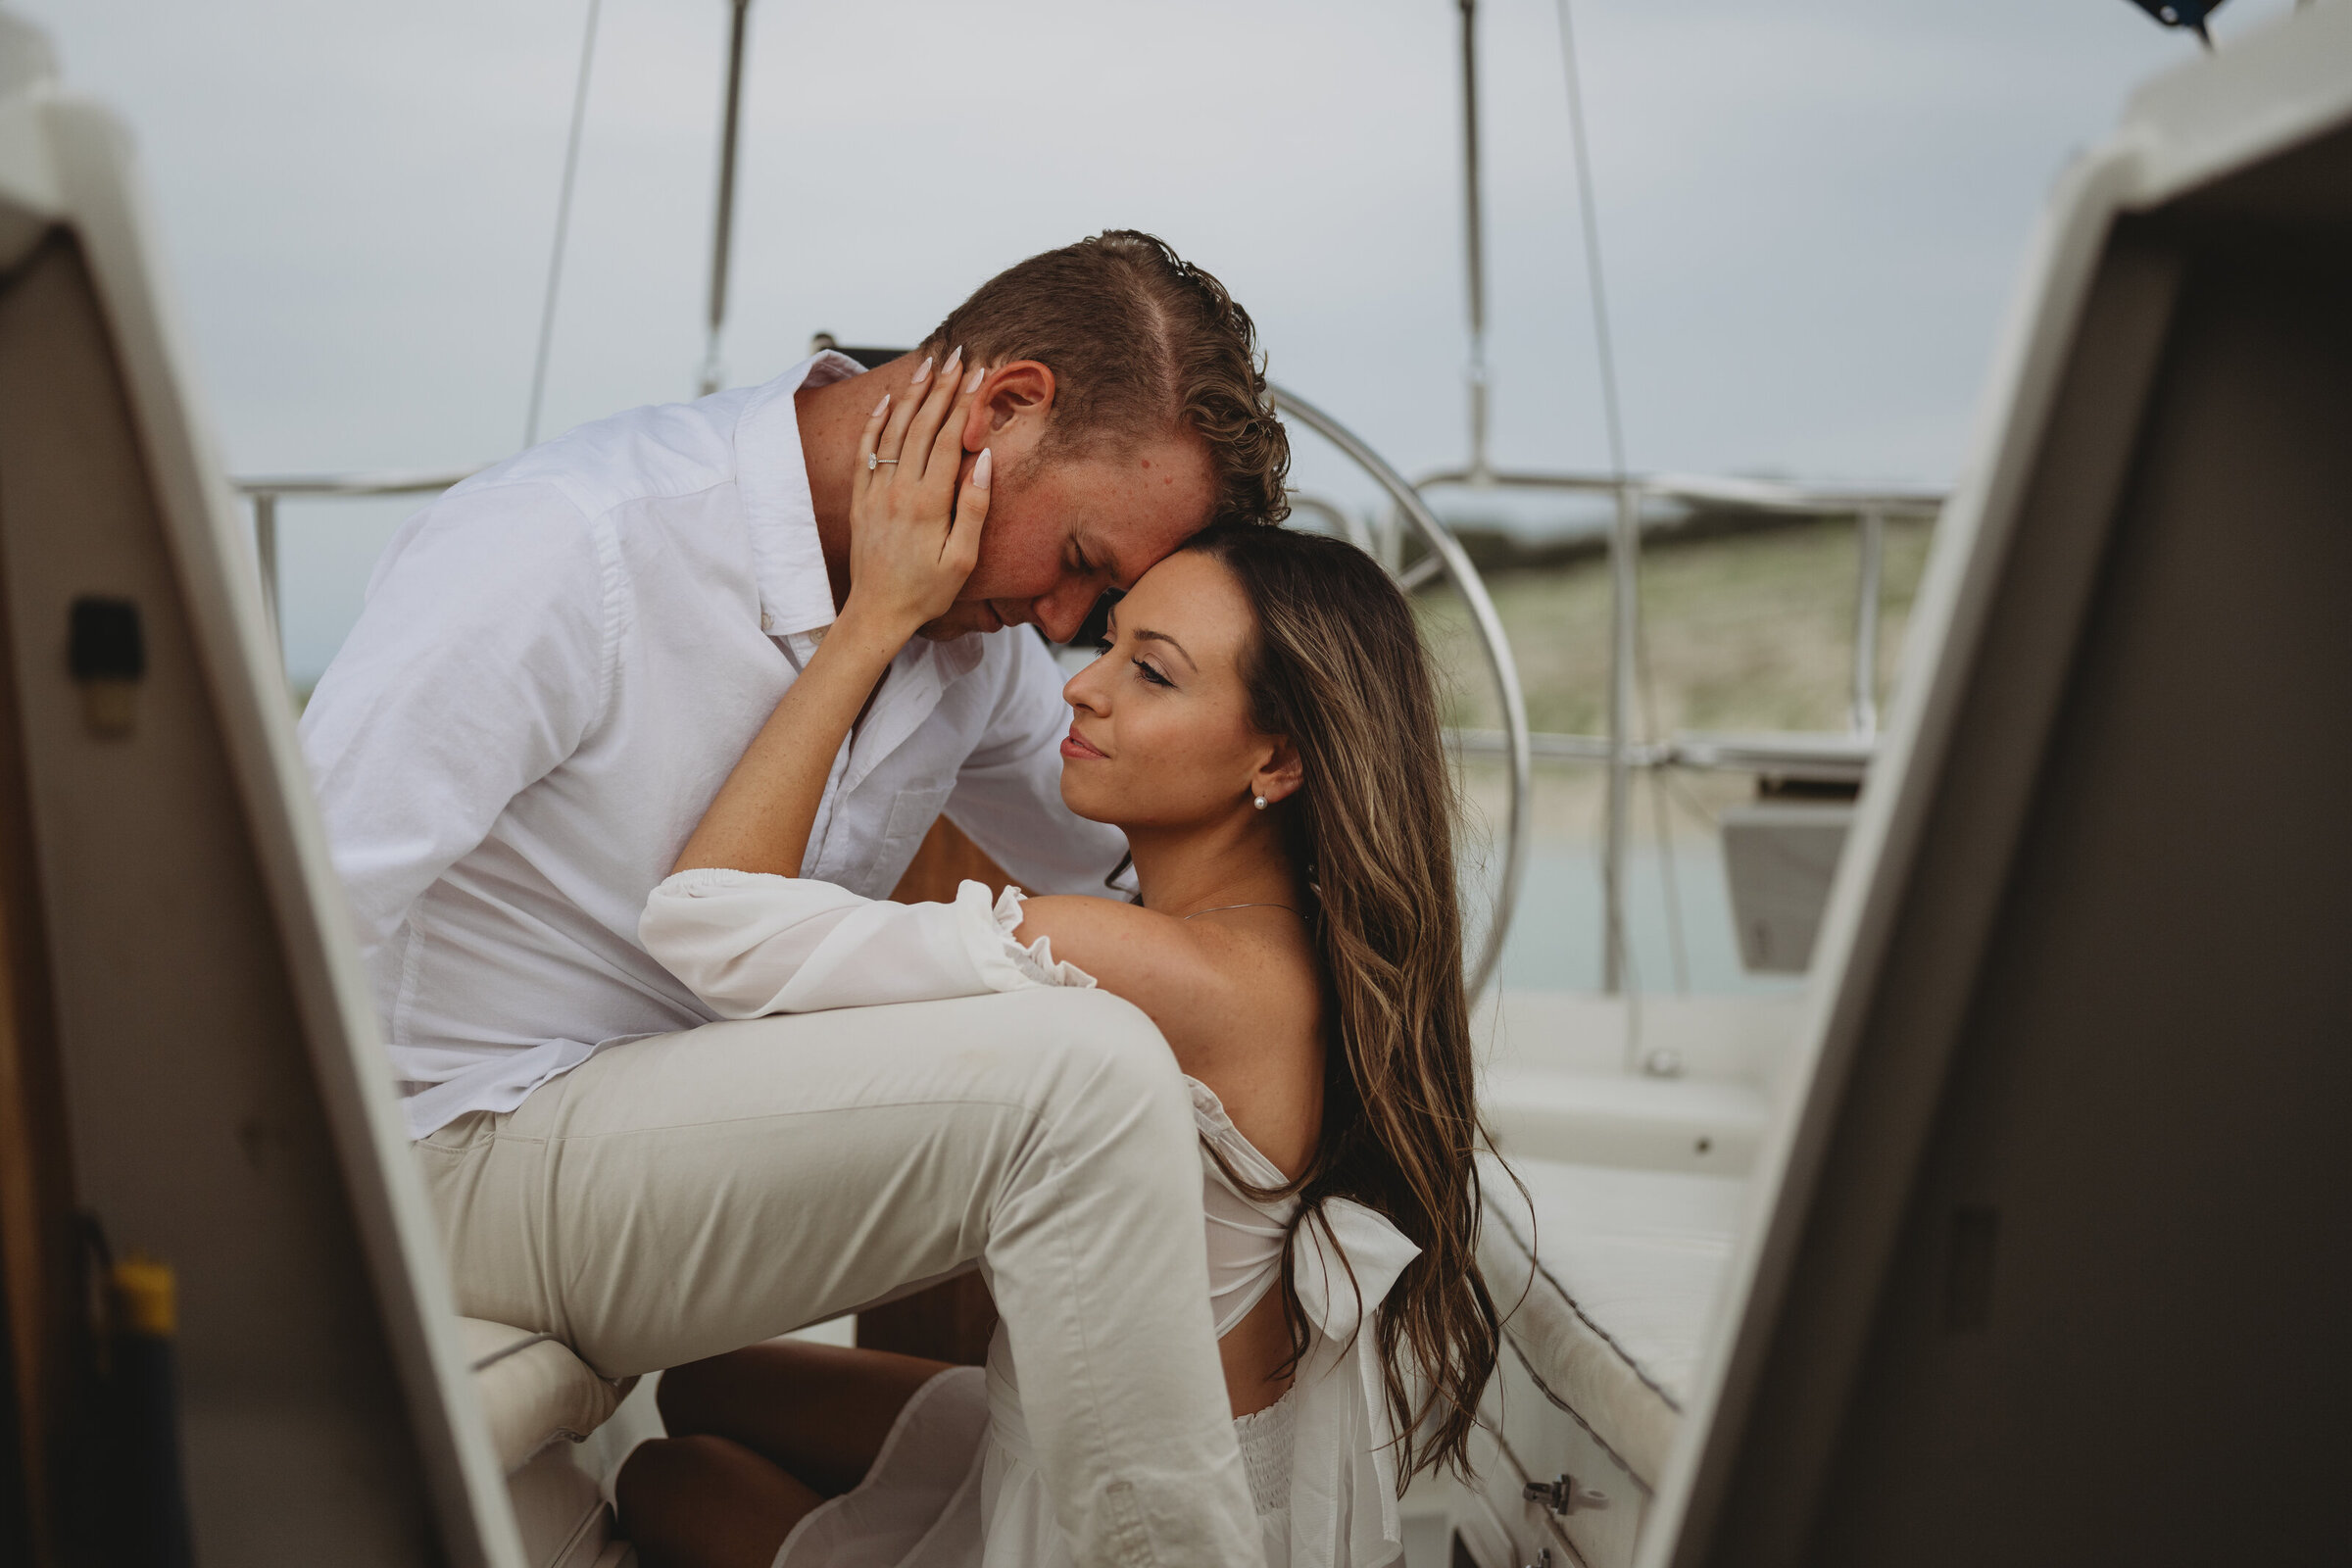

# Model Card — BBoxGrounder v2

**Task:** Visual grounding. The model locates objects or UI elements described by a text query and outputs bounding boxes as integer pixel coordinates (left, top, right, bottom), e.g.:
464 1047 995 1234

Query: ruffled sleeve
640 867 1094 1018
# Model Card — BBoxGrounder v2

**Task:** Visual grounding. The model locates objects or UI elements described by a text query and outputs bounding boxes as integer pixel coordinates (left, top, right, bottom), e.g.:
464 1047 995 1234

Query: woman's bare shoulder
1013 895 1323 1168
1010 895 1226 1003
1012 895 1315 1000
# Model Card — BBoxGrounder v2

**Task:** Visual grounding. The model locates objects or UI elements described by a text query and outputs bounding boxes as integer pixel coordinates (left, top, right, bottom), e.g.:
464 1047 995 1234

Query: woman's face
1056 551 1277 829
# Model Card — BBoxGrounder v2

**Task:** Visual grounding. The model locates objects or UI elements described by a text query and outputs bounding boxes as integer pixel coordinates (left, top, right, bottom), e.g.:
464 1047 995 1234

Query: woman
614 349 1499 1568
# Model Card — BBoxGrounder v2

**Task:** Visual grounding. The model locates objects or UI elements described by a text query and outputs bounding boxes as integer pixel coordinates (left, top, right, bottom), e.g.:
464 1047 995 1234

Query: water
1489 838 1803 997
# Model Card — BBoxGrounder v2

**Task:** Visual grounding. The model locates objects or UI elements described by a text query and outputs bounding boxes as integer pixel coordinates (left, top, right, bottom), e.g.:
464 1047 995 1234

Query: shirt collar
731 350 865 637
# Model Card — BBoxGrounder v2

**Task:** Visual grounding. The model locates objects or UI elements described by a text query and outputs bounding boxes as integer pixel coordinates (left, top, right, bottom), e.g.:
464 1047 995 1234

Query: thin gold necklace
1179 902 1300 920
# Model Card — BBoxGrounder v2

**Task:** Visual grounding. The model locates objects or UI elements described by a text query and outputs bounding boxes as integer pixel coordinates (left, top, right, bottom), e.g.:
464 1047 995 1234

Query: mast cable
1552 0 1688 1009
1553 0 1626 490
700 0 755 396
524 0 604 448
1458 0 1491 480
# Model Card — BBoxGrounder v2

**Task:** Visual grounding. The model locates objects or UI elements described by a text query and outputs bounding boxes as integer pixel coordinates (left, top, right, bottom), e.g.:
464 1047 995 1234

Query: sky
11 0 2300 681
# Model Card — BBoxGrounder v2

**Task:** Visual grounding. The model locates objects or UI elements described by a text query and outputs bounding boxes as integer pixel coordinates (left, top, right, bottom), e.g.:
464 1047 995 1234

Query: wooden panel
1805 232 2352 1568
1677 234 2188 1568
0 300 73 1560
0 230 437 1562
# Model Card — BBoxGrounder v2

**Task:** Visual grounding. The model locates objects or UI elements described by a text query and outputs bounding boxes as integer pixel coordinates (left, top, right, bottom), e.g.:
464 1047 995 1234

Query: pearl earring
1253 795 1267 810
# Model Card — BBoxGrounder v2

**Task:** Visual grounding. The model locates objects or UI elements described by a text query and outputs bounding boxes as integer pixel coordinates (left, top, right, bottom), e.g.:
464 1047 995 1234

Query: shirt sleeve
945 630 1131 897
298 480 616 1008
639 868 1095 1017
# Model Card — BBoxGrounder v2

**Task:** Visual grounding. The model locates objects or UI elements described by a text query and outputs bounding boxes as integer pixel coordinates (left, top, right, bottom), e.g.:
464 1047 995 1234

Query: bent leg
616 1434 818 1568
623 1347 947 1566
415 988 1263 1568
659 1341 951 1497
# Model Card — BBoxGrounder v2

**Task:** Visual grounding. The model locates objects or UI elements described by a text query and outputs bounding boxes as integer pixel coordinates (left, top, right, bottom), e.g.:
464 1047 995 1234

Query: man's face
918 430 1217 644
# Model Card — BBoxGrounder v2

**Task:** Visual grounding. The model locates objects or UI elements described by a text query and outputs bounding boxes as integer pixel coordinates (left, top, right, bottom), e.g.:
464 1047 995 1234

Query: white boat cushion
1479 1157 1744 1485
505 1442 622 1568
457 1318 632 1475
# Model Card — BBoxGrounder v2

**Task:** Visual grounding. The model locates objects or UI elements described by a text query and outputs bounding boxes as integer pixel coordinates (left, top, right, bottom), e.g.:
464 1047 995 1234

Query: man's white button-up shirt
300 353 1127 1137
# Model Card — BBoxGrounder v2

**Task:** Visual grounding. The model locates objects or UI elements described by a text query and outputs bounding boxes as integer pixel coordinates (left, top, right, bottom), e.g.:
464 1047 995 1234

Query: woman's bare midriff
1221 1272 1301 1417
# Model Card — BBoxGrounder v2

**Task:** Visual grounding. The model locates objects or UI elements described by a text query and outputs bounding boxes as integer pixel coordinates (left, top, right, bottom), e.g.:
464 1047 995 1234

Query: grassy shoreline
1419 513 1936 850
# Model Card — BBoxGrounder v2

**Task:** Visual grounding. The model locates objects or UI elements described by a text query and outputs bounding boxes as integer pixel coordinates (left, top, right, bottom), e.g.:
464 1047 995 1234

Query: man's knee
986 989 1191 1131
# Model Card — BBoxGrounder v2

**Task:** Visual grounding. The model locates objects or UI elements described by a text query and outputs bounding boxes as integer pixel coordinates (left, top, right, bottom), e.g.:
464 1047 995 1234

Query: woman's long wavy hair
1180 521 1501 1485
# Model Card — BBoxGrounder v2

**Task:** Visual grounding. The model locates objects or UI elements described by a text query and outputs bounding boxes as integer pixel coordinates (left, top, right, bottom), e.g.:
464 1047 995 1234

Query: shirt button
760 612 773 632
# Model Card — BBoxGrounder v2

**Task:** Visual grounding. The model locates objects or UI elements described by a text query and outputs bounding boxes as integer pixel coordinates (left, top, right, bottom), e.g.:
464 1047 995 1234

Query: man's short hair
925 230 1291 527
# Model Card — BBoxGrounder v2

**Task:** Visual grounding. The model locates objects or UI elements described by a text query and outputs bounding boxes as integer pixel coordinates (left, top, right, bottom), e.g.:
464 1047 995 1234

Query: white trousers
414 988 1265 1568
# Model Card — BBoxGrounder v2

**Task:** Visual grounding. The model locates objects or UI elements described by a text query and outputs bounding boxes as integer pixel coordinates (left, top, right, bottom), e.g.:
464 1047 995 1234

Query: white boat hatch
1653 7 2352 1566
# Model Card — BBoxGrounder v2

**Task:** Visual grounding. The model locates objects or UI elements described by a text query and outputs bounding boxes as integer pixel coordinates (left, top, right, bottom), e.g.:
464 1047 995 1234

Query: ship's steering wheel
810 344 1533 999
1267 384 1532 1001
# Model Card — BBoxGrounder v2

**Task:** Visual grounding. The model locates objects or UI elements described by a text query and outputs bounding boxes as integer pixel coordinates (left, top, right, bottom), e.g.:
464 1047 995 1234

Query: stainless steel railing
1435 0 1949 988
1268 385 1534 1001
1399 466 1941 764
232 449 1936 1001
236 468 480 646
228 400 1546 1000
1359 464 1939 990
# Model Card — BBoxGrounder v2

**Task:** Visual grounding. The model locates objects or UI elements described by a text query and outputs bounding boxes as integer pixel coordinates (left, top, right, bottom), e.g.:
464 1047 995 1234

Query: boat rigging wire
523 0 605 448
1274 384 1533 1001
1552 0 1627 495
1456 0 1491 479
700 0 756 396
1551 0 1687 1006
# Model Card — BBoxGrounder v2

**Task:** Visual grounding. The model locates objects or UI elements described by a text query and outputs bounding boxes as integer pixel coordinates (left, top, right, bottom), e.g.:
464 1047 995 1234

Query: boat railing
229 387 1556 997
1396 466 1942 751
1290 463 1942 993
1292 467 1940 765
231 453 1935 1003
236 468 481 643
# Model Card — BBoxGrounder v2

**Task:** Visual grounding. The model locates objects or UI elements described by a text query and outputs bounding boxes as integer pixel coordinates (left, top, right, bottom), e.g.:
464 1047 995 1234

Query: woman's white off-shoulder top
641 869 1422 1568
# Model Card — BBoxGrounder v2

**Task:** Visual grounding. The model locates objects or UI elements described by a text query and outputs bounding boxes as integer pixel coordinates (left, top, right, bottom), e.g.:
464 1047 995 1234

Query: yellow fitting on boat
112 1254 176 1338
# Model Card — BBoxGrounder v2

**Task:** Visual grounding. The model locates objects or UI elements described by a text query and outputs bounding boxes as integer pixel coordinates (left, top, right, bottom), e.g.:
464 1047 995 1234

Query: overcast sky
13 0 2298 679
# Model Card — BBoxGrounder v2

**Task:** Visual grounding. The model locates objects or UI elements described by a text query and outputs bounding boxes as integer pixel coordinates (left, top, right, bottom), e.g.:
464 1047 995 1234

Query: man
302 231 1292 1567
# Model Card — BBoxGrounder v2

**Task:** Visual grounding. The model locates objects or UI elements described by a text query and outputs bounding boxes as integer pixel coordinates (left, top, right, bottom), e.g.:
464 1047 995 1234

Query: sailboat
3 2 2348 1565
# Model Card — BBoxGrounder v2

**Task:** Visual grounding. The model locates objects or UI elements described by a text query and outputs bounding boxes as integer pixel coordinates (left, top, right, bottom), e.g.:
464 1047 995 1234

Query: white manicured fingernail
910 355 933 384
872 392 891 417
974 448 993 490
943 344 963 372
964 364 985 393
